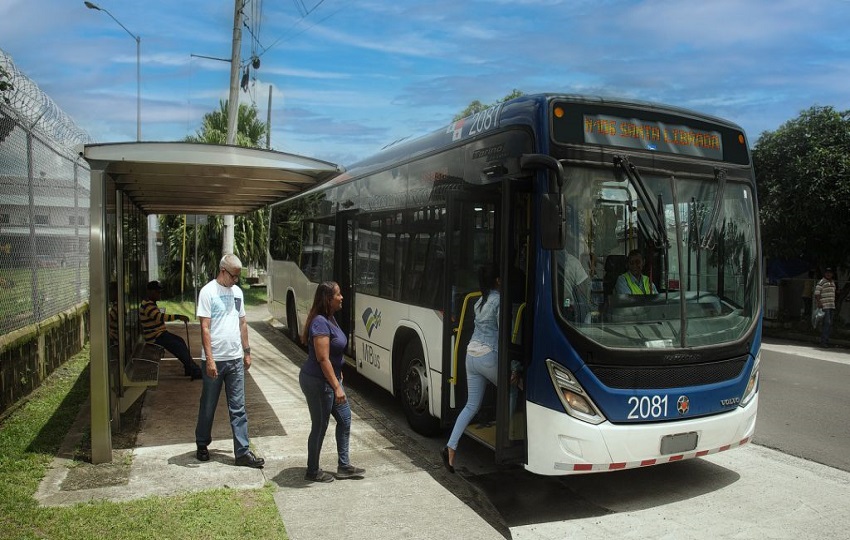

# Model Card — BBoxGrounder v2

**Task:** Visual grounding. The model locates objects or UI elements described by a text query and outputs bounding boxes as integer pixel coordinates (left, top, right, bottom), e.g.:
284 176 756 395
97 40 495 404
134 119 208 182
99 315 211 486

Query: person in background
108 281 120 343
195 254 264 468
442 266 501 473
814 267 837 348
615 249 658 295
801 269 815 321
561 250 591 322
299 281 365 483
140 280 202 380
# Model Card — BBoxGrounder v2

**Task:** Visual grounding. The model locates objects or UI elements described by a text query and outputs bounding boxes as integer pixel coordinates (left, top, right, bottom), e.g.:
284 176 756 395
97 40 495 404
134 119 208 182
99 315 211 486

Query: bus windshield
555 163 759 349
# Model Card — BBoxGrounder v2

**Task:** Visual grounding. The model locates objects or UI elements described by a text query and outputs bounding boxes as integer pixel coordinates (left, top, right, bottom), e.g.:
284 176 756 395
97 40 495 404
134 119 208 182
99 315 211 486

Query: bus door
495 179 531 464
441 189 501 447
334 209 357 350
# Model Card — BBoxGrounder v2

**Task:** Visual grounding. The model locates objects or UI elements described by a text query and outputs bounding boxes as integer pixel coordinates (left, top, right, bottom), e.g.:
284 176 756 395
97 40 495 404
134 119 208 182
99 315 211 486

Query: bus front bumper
524 395 758 475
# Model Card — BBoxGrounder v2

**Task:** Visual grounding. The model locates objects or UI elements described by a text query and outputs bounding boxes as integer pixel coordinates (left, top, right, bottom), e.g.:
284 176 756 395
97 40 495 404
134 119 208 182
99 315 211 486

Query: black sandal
440 447 454 474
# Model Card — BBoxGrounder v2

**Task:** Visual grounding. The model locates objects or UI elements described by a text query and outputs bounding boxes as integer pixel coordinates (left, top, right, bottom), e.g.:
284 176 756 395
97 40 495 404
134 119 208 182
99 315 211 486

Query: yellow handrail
450 291 481 385
512 302 526 344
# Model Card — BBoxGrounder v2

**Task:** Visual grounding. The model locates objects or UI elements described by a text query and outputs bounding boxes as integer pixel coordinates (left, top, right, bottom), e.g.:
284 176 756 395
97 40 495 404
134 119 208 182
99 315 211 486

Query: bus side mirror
541 193 565 250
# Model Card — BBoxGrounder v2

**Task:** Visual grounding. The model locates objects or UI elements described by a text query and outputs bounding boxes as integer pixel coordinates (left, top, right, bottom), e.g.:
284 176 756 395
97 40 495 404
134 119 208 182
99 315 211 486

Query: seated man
140 280 202 379
615 249 658 295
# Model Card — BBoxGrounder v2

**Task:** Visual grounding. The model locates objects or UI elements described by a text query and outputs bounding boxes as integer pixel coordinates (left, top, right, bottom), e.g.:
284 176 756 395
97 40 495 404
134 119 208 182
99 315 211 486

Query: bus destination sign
583 114 723 160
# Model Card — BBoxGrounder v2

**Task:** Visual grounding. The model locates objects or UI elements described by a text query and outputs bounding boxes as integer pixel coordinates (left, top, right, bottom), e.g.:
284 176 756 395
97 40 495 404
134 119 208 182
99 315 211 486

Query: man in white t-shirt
194 254 264 468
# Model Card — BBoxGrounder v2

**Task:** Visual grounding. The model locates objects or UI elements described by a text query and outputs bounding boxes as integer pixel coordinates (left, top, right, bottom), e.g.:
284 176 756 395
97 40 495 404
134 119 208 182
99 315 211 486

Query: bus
268 93 761 475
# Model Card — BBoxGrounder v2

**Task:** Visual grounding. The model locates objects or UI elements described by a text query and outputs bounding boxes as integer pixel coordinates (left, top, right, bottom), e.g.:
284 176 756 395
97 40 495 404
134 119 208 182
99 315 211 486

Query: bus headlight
545 359 606 425
740 352 760 407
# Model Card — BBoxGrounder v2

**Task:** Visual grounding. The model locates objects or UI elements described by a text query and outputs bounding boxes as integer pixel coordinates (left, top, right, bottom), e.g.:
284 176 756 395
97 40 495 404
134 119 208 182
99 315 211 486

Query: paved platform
35 307 507 539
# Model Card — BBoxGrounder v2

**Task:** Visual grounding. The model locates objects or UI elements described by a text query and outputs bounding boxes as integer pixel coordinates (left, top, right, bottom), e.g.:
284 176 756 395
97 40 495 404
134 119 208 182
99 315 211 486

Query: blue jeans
447 349 498 450
821 308 834 345
299 370 351 475
154 330 200 375
195 358 250 457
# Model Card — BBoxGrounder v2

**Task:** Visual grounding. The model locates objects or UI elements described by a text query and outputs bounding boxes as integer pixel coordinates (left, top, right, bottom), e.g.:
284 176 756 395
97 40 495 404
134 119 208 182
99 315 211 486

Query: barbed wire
0 47 95 150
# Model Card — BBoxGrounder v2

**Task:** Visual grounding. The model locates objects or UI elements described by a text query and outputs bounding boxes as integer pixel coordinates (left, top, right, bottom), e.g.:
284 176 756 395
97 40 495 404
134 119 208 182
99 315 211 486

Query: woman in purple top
299 281 365 483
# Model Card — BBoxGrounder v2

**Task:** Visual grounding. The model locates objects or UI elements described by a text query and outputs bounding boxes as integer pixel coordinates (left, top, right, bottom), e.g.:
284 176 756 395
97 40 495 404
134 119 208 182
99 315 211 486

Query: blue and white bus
268 94 761 475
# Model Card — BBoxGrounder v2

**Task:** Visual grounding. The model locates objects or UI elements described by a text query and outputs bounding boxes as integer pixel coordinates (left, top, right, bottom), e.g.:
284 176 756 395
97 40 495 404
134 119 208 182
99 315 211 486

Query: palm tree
185 100 267 147
159 100 270 291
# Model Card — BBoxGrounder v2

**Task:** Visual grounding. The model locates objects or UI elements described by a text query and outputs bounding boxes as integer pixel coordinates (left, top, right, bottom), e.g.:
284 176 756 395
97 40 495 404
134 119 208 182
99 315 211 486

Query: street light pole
84 1 141 141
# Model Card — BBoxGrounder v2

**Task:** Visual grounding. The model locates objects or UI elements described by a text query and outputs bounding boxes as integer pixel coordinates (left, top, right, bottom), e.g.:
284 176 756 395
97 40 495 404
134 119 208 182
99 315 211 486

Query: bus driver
615 249 658 295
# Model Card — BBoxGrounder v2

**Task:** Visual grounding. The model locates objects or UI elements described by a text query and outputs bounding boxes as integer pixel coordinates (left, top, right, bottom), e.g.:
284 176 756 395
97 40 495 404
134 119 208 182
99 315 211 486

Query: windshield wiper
699 167 727 250
613 155 668 248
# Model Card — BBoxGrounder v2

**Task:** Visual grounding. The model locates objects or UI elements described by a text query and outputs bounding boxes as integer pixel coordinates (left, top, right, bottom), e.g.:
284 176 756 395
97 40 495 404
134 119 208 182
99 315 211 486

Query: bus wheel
286 300 299 342
400 340 440 436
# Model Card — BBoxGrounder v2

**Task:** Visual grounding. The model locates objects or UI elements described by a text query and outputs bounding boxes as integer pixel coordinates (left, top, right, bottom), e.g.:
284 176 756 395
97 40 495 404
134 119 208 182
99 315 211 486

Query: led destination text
581 114 724 159
585 118 720 150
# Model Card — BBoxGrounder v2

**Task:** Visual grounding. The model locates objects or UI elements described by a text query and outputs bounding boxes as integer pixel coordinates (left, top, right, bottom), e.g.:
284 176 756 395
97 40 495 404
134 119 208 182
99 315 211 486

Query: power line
260 0 342 59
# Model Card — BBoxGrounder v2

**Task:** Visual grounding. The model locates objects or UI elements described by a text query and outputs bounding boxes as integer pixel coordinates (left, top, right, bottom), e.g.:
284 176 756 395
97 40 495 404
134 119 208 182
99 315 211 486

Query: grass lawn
159 285 267 319
0 344 287 540
1 266 86 330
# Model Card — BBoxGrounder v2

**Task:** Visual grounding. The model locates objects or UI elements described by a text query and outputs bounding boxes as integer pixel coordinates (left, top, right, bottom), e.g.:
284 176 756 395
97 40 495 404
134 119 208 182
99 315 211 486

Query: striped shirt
139 299 179 342
814 278 837 310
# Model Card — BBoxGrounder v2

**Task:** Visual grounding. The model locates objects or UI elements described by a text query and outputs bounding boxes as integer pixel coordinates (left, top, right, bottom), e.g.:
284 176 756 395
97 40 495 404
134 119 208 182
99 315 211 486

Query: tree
453 89 524 121
160 100 270 293
753 106 850 270
185 99 267 146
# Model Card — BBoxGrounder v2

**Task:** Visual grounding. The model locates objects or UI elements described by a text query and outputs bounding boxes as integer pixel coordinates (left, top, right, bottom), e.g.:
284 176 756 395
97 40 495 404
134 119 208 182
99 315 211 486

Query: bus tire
399 339 440 436
286 297 299 342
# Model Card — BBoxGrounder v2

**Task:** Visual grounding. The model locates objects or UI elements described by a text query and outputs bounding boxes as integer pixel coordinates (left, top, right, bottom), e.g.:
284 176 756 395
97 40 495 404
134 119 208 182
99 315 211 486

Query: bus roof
286 93 747 202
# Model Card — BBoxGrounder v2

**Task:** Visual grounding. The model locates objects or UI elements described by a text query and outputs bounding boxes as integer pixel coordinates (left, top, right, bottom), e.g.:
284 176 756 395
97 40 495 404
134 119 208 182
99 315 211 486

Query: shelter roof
81 142 343 215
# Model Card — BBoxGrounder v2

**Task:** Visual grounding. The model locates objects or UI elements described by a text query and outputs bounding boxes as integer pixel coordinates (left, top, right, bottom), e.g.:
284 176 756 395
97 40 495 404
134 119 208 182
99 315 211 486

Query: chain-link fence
1 48 94 336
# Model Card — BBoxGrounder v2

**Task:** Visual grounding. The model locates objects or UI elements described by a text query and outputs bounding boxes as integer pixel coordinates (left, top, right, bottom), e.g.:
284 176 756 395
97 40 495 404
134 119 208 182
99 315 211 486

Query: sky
1 0 849 167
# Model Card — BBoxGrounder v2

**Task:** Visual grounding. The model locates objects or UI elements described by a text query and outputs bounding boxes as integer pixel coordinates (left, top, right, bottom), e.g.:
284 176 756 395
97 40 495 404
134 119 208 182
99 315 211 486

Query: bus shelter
82 142 341 464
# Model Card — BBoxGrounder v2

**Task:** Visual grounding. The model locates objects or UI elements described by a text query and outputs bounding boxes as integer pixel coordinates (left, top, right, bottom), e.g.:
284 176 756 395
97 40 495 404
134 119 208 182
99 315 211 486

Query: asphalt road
753 340 850 472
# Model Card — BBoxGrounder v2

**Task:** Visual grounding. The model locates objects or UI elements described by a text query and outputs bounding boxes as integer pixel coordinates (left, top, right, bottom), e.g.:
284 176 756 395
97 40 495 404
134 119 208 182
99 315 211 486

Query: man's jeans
154 330 199 375
195 358 250 458
821 308 834 345
299 370 351 475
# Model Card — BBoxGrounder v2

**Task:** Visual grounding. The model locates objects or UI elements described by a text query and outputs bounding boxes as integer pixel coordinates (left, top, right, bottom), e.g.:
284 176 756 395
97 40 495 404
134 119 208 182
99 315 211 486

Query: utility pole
222 0 242 256
266 85 272 149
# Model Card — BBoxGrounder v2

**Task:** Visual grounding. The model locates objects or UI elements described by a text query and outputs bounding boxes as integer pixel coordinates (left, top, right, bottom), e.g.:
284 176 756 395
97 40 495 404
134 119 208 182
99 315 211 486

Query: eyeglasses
223 268 240 282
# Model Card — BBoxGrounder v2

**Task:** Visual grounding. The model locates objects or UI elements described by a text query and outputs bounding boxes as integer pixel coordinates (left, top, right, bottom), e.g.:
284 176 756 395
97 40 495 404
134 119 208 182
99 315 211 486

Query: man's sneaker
235 450 265 468
305 470 335 483
196 446 210 462
336 464 366 479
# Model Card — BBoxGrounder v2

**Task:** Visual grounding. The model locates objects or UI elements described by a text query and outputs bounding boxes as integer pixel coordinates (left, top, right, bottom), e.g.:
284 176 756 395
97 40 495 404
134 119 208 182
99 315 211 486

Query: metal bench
117 341 163 413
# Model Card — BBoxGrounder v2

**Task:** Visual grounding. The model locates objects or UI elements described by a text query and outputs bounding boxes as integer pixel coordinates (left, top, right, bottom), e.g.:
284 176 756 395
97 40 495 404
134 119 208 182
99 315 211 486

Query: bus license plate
660 432 698 455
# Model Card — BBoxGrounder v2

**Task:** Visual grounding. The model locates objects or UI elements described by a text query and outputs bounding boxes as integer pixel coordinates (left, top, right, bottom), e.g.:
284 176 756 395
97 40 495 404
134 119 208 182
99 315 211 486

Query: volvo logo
677 395 690 415
720 397 740 406
664 353 701 363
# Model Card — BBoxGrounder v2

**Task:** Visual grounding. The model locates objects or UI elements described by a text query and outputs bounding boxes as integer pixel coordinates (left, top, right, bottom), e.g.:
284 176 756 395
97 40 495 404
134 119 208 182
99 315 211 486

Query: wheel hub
403 360 428 412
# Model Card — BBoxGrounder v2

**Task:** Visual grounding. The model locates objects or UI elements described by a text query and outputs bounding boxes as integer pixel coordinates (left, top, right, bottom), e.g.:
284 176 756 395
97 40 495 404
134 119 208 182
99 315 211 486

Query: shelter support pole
89 165 113 464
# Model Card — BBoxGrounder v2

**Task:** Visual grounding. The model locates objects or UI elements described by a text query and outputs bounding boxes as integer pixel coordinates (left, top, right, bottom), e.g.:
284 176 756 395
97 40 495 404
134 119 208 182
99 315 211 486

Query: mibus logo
361 307 382 337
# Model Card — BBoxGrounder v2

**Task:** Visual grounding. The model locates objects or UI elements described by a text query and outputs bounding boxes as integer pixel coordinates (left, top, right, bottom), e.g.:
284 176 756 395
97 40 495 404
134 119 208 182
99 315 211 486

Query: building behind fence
0 48 93 415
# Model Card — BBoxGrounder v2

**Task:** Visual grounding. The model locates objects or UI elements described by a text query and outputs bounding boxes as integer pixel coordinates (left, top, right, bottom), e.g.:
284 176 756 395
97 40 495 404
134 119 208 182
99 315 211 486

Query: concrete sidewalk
35 307 507 539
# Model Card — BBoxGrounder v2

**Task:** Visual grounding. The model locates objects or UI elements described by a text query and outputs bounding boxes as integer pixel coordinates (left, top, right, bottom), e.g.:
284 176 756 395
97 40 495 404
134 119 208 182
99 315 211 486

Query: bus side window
402 233 429 304
421 232 445 309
